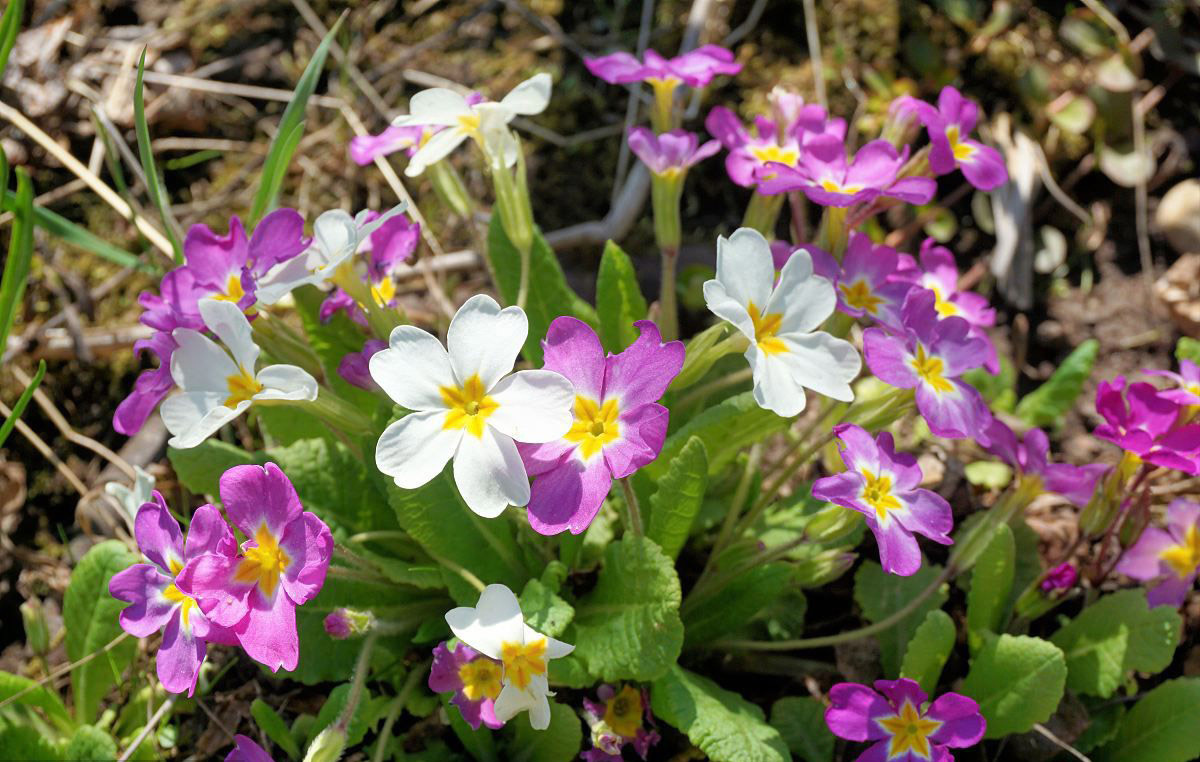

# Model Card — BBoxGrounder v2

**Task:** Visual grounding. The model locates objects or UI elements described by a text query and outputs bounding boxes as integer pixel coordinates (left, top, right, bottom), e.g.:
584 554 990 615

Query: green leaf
291 285 383 413
0 669 73 732
1076 702 1125 754
65 540 139 724
571 537 683 681
251 699 301 760
646 436 708 560
900 609 957 694
134 48 183 263
960 633 1067 738
651 665 789 762
645 392 788 480
64 724 118 761
308 683 385 749
769 696 833 762
443 693 498 762
20 201 152 272
683 562 791 648
595 240 647 352
853 561 949 676
519 579 574 639
486 216 598 365
670 322 731 392
0 358 44 448
269 437 396 532
249 15 345 224
0 0 24 78
1014 339 1098 427
509 700 583 762
1049 589 1181 698
167 440 258 497
1176 337 1200 367
0 166 34 353
1096 678 1200 762
966 523 1015 652
386 470 529 603
0 725 62 761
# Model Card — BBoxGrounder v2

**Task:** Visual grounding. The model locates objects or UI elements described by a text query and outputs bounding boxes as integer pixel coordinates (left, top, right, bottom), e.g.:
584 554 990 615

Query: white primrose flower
703 227 861 417
445 583 574 730
161 299 318 449
256 204 407 305
370 294 574 518
393 73 552 177
104 465 155 533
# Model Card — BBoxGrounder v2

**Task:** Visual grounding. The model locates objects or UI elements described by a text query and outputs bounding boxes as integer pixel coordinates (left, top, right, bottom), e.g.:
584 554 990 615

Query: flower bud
21 597 49 656
303 727 346 762
792 549 857 588
324 608 375 640
806 504 863 544
1039 562 1077 592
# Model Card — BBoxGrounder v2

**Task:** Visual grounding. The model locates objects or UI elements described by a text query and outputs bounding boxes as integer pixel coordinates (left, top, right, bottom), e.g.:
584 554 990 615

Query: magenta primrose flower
915 86 1007 191
826 233 913 331
863 290 992 443
825 678 986 762
518 318 684 535
585 44 741 89
108 492 238 695
350 124 431 165
582 684 660 761
1093 378 1200 474
225 735 274 762
1116 499 1200 607
1146 359 1200 406
338 338 387 391
812 424 953 576
982 417 1108 507
704 100 846 188
757 136 936 206
429 641 505 730
178 463 333 672
320 210 420 325
627 127 720 175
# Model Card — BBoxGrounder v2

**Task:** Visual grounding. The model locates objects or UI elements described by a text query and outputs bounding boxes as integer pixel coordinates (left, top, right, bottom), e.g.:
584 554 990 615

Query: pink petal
526 455 614 535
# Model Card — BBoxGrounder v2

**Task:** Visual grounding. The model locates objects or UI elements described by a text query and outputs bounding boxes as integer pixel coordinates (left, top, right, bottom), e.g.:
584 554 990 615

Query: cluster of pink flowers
1093 362 1200 474
109 463 332 693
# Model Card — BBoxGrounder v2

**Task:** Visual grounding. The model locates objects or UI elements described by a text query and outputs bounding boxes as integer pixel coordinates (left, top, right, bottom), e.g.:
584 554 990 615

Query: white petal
397 88 473 127
493 683 538 723
453 427 529 517
500 73 552 115
375 411 460 489
715 228 774 312
405 129 468 177
767 249 836 335
523 624 574 658
525 690 552 730
253 365 318 402
487 370 574 444
356 202 408 238
447 295 527 391
776 332 861 402
369 326 456 411
161 393 245 449
198 299 259 372
702 279 755 340
311 210 360 273
254 257 317 305
748 348 806 418
170 329 238 393
445 583 524 659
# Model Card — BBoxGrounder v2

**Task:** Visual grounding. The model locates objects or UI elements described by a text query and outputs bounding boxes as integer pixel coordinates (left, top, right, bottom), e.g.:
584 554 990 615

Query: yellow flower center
840 279 884 314
927 284 959 317
945 125 975 162
820 178 863 195
500 638 547 691
1186 383 1200 399
604 684 644 739
1160 525 1200 580
457 657 503 702
860 469 902 522
441 375 499 439
564 396 621 460
877 701 942 760
911 344 954 394
233 526 292 598
370 276 396 307
212 273 246 303
646 76 681 98
750 143 799 166
163 583 199 629
224 366 263 408
747 300 787 356
457 113 481 134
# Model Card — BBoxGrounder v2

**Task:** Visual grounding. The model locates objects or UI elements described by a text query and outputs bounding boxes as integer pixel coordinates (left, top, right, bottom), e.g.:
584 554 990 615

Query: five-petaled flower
983 417 1108 507
584 45 740 91
518 318 683 535
1116 499 1200 608
370 295 575 518
812 424 953 576
627 127 720 176
581 684 661 761
825 678 986 762
703 227 861 417
429 641 506 730
757 137 936 207
1093 377 1200 474
915 86 1008 191
863 290 992 443
705 96 845 189
178 463 333 672
109 492 238 695
827 233 913 331
445 584 574 730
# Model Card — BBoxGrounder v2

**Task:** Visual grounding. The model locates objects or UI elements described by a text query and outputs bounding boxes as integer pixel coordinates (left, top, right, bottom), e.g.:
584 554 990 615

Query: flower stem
619 477 644 537
371 663 429 762
658 244 680 342
674 367 754 411
742 191 786 237
335 633 378 733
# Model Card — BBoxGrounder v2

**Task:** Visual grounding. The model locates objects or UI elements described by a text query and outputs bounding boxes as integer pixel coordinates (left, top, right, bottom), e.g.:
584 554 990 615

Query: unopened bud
21 598 49 656
324 608 375 640
806 505 862 544
303 727 346 762
793 549 857 588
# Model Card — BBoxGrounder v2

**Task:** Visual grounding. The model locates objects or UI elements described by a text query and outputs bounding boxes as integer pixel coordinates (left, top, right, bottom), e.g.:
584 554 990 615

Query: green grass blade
0 0 25 78
0 189 154 273
134 48 183 263
0 166 34 353
0 358 44 447
248 11 345 225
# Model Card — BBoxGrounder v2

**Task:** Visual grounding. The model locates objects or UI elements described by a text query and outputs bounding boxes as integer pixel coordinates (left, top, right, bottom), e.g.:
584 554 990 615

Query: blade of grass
0 165 34 352
0 189 153 273
0 358 44 448
0 0 24 78
134 48 183 263
248 10 346 225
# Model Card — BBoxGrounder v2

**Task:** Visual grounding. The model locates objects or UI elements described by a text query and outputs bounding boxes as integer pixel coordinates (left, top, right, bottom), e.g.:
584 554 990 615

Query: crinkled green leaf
966 523 1014 652
900 609 957 694
167 440 258 497
651 665 789 762
683 562 791 648
1014 339 1098 428
65 724 117 761
1096 678 1200 762
571 537 682 681
510 700 583 762
769 696 832 762
646 392 788 480
853 561 948 676
595 240 647 352
520 579 574 639
961 633 1066 738
269 437 396 532
646 436 708 560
